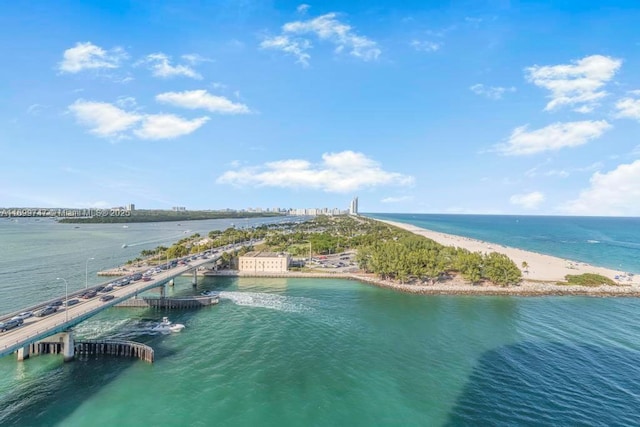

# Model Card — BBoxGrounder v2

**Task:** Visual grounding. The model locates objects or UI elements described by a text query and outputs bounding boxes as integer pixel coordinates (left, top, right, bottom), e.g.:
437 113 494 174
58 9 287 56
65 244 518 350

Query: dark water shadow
444 341 640 426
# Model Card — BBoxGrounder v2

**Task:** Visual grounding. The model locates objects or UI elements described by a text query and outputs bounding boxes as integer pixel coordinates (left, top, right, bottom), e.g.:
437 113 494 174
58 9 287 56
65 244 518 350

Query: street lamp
85 257 95 289
56 277 69 322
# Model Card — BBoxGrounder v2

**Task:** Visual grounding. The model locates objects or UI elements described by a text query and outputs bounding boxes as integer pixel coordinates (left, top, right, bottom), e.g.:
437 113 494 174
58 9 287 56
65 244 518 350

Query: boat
122 225 129 229
122 244 128 248
201 290 220 297
152 317 185 333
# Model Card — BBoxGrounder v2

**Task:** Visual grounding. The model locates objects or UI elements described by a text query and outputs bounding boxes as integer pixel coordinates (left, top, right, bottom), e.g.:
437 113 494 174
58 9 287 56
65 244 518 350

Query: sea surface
369 213 640 274
1 215 640 426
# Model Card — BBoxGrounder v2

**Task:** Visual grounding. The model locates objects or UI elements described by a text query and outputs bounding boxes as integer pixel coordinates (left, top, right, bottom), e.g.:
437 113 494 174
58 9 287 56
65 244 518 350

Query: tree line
356 234 522 286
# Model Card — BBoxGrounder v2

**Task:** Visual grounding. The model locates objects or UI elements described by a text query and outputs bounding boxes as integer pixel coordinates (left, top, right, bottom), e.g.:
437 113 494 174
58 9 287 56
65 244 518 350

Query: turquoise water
0 216 299 315
369 213 640 274
1 216 640 425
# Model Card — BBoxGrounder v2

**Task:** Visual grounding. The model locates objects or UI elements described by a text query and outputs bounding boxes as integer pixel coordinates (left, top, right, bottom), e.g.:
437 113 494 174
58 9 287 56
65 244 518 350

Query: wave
218 291 314 314
587 240 600 244
73 318 132 340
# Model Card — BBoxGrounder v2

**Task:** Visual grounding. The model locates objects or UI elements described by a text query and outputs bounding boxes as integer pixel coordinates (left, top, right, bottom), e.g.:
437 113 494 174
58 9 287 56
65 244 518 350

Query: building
126 203 135 211
349 196 359 215
238 251 290 273
172 206 186 212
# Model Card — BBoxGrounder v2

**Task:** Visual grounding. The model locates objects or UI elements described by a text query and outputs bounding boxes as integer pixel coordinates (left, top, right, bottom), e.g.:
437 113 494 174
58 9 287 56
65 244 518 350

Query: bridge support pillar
160 285 165 297
62 332 74 362
192 269 197 287
17 345 30 361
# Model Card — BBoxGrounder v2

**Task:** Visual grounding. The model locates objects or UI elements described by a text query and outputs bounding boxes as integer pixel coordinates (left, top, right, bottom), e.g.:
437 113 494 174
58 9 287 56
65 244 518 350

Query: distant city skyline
1 2 640 215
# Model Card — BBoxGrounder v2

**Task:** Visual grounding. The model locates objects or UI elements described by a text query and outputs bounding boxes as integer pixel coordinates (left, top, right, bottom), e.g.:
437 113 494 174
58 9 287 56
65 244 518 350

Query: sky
1 0 640 216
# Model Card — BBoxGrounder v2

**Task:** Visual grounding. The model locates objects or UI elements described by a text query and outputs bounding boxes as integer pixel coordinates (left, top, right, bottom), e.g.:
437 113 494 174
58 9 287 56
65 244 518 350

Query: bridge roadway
0 247 240 359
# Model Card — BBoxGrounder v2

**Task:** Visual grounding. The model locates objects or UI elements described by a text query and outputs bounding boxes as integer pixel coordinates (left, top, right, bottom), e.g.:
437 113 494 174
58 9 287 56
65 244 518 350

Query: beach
366 219 640 296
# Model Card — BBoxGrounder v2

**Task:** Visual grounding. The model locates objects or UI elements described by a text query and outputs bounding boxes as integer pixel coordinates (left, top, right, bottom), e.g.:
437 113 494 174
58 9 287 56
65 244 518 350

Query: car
99 294 115 302
65 299 80 306
0 318 23 332
50 300 63 307
131 273 142 281
34 306 57 317
81 291 97 299
142 276 152 281
95 286 105 292
99 284 114 293
11 311 33 321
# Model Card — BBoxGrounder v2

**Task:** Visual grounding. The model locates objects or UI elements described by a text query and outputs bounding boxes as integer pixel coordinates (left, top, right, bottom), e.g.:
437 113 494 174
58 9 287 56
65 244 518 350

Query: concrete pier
17 346 29 361
62 332 74 362
115 296 218 309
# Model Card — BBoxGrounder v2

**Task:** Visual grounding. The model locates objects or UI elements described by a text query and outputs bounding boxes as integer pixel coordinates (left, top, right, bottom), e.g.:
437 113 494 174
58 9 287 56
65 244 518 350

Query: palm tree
521 261 529 275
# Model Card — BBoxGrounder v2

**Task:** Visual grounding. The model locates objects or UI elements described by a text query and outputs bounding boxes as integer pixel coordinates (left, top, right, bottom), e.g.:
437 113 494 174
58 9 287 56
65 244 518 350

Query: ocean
1 214 639 426
369 213 640 274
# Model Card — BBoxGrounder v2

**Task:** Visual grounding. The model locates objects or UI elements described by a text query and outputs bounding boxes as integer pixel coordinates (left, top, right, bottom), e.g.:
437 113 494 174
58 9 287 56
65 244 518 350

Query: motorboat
122 244 128 248
152 317 185 333
201 290 220 297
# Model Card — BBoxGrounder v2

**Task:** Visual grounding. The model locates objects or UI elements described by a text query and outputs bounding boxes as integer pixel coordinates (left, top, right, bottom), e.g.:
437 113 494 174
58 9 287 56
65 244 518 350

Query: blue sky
1 1 640 215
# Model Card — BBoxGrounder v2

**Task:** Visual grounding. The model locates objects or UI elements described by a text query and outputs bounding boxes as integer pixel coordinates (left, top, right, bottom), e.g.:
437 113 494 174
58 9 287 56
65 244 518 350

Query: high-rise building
349 197 359 215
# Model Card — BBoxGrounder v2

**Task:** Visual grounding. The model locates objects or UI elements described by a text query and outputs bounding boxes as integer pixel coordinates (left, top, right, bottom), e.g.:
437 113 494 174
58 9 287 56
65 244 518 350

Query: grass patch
557 273 617 287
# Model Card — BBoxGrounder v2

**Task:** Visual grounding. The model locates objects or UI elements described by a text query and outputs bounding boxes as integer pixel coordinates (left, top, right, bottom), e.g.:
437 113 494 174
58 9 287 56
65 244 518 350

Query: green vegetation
123 215 523 287
59 209 283 224
356 235 522 286
561 273 617 287
260 216 522 286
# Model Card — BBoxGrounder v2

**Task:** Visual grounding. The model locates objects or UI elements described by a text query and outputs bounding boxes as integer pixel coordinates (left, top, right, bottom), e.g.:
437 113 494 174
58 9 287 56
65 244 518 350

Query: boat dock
115 295 218 309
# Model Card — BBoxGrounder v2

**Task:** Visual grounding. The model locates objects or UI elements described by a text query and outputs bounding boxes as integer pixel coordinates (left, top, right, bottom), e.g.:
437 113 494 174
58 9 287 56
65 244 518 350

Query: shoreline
205 271 640 297
376 219 639 285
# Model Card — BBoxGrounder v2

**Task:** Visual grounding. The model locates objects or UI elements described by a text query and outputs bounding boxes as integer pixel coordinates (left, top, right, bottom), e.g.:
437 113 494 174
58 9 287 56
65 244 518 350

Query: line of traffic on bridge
0 241 254 359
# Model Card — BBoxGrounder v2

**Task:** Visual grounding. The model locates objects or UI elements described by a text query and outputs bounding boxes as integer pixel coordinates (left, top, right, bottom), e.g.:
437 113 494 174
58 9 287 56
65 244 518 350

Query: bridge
0 245 244 362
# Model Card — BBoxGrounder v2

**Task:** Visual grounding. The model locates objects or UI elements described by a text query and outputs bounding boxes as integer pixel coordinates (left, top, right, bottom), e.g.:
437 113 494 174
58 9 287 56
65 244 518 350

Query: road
0 244 249 358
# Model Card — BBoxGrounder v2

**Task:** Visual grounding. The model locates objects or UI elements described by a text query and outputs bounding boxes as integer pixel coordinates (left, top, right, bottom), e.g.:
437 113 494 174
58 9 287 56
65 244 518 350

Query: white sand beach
379 219 640 286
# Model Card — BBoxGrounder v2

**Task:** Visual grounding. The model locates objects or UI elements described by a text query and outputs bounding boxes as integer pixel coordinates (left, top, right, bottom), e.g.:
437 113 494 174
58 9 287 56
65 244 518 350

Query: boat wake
207 291 355 330
218 291 315 314
73 319 132 340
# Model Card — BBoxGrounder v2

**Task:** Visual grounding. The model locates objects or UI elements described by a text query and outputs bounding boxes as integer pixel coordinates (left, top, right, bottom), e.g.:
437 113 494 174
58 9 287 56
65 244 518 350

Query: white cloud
134 114 209 140
261 12 380 65
260 35 312 66
115 96 137 108
561 160 640 216
297 4 310 13
410 40 441 53
68 100 142 138
217 151 413 193
525 161 602 178
68 100 208 140
59 42 127 73
381 196 413 203
156 90 250 114
139 53 202 79
615 93 640 121
525 54 622 113
470 84 516 100
181 53 211 65
26 104 47 115
510 191 545 209
495 120 611 156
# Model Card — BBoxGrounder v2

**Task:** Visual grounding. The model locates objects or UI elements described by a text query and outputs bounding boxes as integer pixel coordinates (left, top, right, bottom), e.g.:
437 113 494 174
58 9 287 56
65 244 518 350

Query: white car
11 311 33 321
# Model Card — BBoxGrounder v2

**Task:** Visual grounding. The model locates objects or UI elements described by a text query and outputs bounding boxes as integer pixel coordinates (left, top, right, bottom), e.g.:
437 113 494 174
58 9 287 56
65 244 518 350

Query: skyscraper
349 196 359 215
